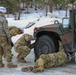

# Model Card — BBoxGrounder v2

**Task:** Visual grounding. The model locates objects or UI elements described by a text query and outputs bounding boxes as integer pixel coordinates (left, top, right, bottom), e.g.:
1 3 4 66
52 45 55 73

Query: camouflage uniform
8 26 22 37
32 42 68 72
21 42 68 72
0 14 17 68
34 50 67 68
2 26 22 56
14 34 35 62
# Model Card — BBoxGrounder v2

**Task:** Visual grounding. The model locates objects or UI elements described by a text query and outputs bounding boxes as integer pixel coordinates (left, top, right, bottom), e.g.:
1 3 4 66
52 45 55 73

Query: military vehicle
34 9 76 61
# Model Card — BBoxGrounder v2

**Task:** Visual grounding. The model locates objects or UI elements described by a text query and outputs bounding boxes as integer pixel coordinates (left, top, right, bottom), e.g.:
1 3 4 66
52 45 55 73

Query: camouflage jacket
15 34 31 47
0 14 10 37
0 14 11 44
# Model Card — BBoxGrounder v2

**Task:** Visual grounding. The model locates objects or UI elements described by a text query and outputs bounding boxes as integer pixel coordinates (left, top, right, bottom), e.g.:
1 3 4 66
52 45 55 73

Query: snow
52 10 69 18
7 12 42 28
7 18 39 28
7 11 66 28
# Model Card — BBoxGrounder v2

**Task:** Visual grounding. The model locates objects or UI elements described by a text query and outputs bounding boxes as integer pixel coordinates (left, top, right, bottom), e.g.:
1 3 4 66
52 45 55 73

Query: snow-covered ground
7 10 68 28
7 13 41 28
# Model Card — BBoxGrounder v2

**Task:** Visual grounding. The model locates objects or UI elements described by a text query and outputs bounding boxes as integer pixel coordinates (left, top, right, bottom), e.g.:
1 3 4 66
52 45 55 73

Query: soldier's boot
21 66 33 72
0 61 4 68
17 54 26 63
7 63 17 68
32 67 44 73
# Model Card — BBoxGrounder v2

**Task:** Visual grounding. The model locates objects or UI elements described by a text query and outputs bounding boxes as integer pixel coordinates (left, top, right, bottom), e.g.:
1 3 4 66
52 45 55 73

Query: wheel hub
40 43 49 54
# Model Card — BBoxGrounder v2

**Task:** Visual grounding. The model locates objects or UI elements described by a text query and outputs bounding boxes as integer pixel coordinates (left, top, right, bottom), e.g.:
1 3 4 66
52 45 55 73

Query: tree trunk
18 12 21 20
14 12 17 20
45 6 48 16
18 0 21 20
49 0 53 12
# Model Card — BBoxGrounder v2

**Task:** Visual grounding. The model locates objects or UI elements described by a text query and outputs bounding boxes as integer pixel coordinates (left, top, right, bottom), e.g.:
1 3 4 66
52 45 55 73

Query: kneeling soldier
14 34 35 63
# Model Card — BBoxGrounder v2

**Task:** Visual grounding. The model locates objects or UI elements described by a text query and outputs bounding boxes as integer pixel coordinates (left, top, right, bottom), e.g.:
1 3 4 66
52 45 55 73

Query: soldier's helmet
9 26 22 37
24 34 35 41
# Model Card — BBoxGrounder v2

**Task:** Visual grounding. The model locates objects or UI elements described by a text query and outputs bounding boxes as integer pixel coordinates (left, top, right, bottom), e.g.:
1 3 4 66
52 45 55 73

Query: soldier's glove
7 37 13 46
11 41 14 47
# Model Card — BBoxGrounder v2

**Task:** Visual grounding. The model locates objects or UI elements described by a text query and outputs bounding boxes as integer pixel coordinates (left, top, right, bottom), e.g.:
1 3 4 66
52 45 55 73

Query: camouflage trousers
34 50 67 68
0 36 12 62
14 44 31 58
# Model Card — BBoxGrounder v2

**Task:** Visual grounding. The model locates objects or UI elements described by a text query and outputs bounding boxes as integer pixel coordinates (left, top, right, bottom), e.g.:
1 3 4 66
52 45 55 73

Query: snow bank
53 10 69 18
7 18 39 28
7 12 43 28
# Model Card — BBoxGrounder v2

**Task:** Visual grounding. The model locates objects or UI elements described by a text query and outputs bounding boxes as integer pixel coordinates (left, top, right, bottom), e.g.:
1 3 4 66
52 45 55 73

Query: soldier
3 26 23 58
14 34 35 63
21 42 68 72
0 6 17 68
8 26 22 37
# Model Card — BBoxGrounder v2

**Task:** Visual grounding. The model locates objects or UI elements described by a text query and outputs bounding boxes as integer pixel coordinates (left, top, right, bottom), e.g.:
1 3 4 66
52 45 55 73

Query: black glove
11 41 14 47
7 37 14 47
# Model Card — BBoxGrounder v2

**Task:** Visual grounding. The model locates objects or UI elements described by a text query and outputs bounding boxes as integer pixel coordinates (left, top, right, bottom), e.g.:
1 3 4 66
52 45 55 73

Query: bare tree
49 0 53 12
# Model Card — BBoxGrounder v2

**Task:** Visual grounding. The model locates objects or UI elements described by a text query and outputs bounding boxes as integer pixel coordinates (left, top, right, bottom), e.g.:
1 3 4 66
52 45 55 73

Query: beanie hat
0 6 7 13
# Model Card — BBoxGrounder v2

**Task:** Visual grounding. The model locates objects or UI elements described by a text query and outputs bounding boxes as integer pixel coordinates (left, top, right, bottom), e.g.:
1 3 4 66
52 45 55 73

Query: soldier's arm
3 19 10 36
3 19 11 44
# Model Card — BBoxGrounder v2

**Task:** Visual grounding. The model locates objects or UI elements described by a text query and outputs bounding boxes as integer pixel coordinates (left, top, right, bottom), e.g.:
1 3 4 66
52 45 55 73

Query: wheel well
36 31 61 41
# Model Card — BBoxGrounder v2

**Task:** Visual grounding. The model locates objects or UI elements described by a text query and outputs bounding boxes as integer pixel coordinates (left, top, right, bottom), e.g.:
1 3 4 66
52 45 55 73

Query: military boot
32 67 44 73
7 63 17 68
17 54 26 63
21 66 33 72
0 61 4 68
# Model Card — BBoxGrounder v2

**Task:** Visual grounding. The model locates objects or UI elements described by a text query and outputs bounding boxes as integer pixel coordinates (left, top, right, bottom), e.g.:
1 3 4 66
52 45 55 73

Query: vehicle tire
34 35 59 60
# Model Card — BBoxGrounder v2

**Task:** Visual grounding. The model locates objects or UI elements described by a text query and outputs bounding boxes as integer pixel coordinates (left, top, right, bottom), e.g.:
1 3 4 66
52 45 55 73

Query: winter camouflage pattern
0 15 10 38
0 14 12 62
2 26 22 59
32 42 67 72
14 34 35 58
21 42 68 72
0 36 12 62
8 26 22 37
35 50 67 68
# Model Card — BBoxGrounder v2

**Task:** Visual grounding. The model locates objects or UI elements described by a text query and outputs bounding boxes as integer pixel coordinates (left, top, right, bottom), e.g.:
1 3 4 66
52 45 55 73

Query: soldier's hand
11 41 14 47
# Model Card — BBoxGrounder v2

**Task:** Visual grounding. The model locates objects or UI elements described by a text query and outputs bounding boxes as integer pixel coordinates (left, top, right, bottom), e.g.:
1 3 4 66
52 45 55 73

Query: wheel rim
38 41 52 54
